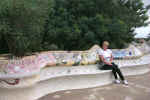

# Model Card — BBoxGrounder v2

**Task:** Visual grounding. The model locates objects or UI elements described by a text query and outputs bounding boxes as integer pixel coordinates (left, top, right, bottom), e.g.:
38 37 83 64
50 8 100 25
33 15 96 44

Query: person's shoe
114 79 121 84
122 80 128 85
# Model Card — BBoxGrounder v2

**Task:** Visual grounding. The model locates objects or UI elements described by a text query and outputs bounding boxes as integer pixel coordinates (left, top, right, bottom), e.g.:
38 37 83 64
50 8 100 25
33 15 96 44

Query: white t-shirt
98 49 112 62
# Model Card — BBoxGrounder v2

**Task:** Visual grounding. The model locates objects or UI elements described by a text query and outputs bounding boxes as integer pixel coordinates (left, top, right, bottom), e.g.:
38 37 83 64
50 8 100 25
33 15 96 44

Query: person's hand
106 62 112 65
108 63 112 66
110 60 113 63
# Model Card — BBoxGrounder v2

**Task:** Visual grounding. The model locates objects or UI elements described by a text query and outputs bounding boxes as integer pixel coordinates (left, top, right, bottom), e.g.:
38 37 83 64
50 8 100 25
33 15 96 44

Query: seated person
98 41 128 85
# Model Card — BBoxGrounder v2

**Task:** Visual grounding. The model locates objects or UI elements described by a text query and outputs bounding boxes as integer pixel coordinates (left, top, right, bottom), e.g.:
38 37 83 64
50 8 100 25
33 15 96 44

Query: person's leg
101 64 118 80
112 63 125 81
112 63 128 85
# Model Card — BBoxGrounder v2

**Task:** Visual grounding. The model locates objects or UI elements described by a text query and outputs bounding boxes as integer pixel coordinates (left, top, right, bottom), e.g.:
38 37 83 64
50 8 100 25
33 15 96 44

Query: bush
0 0 52 56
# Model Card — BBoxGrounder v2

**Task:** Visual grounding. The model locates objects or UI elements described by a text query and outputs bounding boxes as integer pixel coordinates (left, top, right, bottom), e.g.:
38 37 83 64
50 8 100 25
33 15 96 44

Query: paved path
39 68 150 100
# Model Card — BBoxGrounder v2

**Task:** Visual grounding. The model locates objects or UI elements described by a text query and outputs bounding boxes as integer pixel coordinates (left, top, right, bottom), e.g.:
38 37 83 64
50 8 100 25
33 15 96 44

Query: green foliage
0 0 149 56
0 0 52 56
44 0 149 50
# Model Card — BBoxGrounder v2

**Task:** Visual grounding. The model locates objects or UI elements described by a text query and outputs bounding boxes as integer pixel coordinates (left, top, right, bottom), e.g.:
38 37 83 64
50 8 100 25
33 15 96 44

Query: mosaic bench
0 43 150 100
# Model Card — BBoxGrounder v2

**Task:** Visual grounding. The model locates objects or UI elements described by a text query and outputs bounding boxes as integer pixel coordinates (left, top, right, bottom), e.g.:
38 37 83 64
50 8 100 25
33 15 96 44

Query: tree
0 0 149 56
44 0 150 50
0 0 52 56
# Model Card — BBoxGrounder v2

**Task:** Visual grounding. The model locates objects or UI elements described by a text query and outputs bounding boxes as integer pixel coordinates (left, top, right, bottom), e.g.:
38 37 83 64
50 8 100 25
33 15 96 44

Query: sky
134 0 150 38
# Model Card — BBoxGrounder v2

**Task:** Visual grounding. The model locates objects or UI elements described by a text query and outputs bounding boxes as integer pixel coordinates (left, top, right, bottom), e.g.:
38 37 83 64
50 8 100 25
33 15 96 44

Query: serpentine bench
0 43 150 100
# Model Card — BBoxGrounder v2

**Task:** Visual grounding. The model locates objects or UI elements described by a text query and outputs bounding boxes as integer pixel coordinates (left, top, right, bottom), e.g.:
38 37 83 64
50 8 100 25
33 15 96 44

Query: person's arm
110 54 113 63
99 55 112 65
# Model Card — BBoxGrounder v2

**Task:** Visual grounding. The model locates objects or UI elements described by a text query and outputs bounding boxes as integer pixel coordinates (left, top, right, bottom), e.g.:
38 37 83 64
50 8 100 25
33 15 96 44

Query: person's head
102 41 109 50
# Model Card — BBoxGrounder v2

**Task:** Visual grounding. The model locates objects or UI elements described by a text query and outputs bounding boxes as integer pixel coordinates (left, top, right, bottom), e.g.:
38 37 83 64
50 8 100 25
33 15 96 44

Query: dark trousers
100 62 125 80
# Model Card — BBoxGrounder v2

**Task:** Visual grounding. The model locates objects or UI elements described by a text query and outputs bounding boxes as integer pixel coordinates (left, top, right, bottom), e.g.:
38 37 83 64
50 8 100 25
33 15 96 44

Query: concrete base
0 64 149 100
